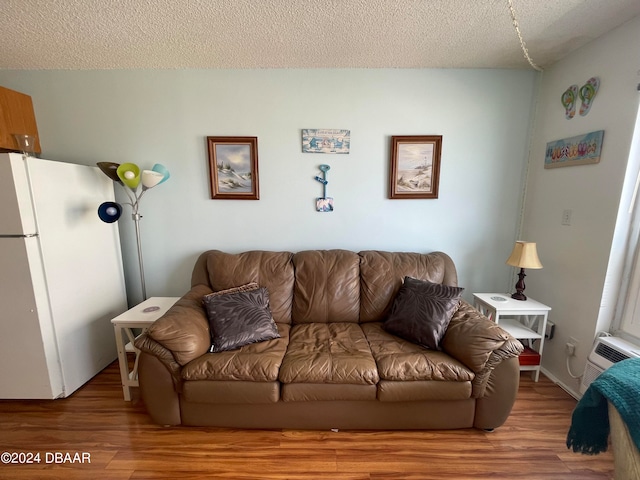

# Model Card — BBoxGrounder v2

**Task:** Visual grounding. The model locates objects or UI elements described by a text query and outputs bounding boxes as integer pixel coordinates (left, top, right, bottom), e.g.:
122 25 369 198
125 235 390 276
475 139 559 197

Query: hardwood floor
0 362 614 479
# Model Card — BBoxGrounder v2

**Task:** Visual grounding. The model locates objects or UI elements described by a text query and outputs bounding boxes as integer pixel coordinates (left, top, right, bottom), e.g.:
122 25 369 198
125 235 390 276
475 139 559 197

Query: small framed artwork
389 135 442 199
206 136 259 200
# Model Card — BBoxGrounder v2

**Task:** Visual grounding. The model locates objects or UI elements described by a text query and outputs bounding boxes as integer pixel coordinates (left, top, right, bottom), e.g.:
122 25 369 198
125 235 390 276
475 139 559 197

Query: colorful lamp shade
117 163 141 189
152 163 170 185
97 162 122 183
97 202 122 223
141 170 165 190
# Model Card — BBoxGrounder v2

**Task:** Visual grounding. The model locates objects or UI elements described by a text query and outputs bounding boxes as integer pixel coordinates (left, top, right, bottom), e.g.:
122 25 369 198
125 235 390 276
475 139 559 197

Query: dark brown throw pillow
384 277 464 350
203 287 280 353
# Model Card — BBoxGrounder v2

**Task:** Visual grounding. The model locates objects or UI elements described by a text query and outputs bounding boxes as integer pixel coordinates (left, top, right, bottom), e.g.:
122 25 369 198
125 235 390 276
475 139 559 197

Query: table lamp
506 241 542 301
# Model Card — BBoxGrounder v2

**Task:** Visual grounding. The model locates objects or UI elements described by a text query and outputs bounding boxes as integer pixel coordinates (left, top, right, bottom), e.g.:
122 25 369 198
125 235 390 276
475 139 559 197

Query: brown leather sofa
135 249 523 429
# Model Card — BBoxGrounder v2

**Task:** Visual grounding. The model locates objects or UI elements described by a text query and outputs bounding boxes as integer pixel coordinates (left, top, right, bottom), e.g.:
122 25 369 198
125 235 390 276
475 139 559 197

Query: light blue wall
0 69 537 305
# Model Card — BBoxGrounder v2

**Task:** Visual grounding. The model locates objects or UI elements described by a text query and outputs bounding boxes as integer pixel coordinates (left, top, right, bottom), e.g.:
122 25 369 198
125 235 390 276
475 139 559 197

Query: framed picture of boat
389 135 442 199
207 136 259 200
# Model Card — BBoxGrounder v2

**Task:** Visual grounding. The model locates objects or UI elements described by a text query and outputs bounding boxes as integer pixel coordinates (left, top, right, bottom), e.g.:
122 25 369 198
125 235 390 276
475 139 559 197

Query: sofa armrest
145 284 213 365
134 333 183 393
473 356 521 429
137 351 182 425
469 337 523 398
441 300 523 397
135 334 184 425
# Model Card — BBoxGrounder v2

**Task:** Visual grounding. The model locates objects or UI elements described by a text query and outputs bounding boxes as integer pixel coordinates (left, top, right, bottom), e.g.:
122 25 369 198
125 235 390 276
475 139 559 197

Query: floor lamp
97 162 170 300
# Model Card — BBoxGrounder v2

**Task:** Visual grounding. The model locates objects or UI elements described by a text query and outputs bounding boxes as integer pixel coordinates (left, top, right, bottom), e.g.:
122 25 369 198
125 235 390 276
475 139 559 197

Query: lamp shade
151 163 170 185
141 170 164 190
97 202 122 223
97 162 122 183
506 241 543 269
117 163 141 189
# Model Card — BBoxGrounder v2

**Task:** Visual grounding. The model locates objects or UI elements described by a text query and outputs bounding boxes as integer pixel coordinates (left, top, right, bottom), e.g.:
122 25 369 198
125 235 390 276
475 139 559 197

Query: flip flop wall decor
579 77 600 116
561 85 578 119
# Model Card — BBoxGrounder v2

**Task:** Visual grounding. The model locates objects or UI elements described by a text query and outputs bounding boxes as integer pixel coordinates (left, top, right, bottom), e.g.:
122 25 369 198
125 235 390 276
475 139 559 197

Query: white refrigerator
0 153 127 399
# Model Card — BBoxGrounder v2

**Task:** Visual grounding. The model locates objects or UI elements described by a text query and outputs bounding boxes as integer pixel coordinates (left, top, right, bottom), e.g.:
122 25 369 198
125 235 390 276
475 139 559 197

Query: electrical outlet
565 336 579 356
565 342 575 356
545 321 555 340
561 209 572 226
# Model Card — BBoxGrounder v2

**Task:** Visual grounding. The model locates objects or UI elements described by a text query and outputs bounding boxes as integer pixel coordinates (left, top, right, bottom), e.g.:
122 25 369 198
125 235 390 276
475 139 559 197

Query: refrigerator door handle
0 234 39 238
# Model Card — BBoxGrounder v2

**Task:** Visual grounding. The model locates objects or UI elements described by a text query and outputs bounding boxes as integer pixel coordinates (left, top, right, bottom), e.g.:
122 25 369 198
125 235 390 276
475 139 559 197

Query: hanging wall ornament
314 164 333 212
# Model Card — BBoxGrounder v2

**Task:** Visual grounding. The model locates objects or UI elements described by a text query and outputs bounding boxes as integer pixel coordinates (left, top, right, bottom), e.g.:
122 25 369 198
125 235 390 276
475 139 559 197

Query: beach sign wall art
544 130 604 169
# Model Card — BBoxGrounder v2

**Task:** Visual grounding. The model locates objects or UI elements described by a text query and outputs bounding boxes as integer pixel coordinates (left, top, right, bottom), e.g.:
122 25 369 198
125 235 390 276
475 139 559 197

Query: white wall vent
580 336 640 394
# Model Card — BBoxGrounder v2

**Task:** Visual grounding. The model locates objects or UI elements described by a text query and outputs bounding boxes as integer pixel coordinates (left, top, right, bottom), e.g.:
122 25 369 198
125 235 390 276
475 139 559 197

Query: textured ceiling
1 0 639 70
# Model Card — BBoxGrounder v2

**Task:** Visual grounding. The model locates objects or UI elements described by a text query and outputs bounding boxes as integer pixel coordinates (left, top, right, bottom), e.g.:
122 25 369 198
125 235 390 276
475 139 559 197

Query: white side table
472 293 551 382
111 297 180 400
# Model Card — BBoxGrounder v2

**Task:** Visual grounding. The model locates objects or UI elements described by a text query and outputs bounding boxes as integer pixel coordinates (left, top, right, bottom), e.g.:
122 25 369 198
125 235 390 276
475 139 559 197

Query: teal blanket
567 357 640 454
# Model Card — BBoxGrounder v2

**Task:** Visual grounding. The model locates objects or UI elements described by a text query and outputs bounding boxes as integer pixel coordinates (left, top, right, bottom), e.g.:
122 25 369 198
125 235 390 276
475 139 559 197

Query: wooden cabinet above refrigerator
0 86 41 154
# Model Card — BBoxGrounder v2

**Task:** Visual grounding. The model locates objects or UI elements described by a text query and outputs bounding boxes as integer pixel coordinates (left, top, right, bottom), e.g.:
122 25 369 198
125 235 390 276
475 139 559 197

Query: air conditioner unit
580 336 640 394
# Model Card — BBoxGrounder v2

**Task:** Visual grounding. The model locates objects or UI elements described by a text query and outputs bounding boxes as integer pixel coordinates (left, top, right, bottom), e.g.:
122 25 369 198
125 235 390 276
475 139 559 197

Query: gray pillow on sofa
384 276 464 351
203 287 280 353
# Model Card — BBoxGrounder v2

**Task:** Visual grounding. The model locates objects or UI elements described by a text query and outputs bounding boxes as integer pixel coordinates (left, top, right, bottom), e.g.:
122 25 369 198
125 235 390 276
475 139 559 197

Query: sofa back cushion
192 250 294 324
292 250 360 324
191 249 457 326
359 251 458 323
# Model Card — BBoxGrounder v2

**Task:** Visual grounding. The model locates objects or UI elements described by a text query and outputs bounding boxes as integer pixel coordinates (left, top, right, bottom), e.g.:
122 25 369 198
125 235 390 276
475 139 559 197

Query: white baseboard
540 367 581 400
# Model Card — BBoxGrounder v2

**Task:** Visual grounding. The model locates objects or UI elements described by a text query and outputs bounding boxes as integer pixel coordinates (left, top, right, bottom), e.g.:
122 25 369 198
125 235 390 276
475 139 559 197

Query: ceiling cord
507 0 544 72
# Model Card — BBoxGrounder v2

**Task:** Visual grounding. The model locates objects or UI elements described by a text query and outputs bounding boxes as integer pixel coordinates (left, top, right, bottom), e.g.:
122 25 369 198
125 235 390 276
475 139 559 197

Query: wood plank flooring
0 362 614 479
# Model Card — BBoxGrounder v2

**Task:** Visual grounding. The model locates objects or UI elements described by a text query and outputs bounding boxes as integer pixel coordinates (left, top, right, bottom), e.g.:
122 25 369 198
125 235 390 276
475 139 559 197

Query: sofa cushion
384 277 464 350
181 324 290 382
203 250 295 324
362 322 474 382
292 250 360 324
376 380 472 402
203 287 280 352
282 383 377 402
359 251 458 323
279 323 379 385
182 381 280 404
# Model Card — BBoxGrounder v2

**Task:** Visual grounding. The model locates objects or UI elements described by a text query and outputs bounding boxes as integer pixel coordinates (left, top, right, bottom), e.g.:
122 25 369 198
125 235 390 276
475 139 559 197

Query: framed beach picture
206 136 259 200
389 135 442 199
